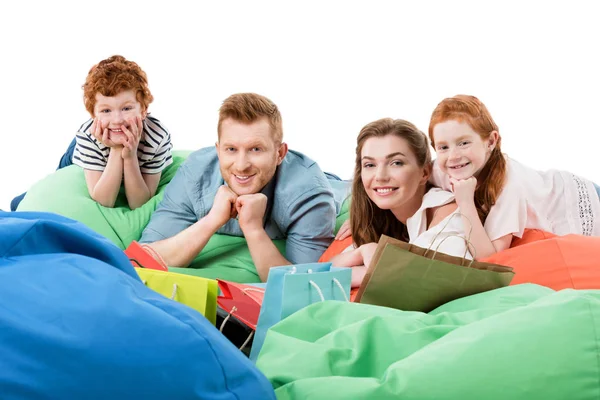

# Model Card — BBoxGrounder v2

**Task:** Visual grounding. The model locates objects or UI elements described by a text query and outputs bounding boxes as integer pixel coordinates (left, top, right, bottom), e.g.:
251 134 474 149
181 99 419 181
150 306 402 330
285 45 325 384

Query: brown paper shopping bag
354 234 514 313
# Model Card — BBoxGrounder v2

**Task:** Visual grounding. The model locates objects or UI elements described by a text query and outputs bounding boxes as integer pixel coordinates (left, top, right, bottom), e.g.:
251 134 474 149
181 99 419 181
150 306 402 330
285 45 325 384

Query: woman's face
360 134 428 214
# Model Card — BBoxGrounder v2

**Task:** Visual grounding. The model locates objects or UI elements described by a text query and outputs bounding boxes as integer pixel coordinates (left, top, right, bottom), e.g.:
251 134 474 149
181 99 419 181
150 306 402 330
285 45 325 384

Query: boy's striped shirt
72 115 173 174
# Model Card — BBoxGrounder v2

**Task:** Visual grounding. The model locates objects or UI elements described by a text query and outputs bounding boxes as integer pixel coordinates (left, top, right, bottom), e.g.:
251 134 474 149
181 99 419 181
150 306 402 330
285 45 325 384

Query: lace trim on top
573 174 594 236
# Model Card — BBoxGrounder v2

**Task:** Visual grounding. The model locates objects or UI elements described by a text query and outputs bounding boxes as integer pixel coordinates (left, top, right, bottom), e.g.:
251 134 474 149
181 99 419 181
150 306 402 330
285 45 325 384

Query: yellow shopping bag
135 268 218 325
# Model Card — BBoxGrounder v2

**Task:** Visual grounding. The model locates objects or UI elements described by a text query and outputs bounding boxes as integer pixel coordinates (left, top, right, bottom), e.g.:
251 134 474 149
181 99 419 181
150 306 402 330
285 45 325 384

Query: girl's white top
406 187 472 259
431 156 600 240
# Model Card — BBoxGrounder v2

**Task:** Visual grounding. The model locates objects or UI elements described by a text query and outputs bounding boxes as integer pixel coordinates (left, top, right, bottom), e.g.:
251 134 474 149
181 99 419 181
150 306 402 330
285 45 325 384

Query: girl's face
360 134 428 215
432 120 497 180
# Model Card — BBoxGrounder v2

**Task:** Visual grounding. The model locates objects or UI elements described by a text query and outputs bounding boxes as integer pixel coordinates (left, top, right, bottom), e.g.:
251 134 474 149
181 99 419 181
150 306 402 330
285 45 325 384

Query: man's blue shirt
140 147 346 264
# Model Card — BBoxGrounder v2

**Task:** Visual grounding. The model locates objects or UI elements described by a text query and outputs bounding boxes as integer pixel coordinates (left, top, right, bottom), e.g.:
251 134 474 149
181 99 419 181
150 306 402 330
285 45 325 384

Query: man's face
217 117 287 196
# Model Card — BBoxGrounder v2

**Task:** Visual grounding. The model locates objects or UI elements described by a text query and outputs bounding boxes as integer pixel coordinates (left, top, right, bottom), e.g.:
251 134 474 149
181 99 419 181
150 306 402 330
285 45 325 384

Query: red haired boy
68 55 173 209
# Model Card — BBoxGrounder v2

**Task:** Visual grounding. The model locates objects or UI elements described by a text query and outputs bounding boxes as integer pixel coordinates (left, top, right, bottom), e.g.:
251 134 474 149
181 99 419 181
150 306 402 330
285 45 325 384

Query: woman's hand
335 219 352 240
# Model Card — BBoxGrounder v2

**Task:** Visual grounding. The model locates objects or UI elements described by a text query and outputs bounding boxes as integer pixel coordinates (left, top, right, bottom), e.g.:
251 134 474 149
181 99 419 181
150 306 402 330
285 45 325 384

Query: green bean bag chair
256 284 600 399
18 151 350 283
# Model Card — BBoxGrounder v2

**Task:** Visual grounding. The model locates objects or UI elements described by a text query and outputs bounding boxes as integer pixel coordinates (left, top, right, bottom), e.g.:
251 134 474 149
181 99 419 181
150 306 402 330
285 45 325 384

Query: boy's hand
121 116 144 160
207 185 238 228
449 177 477 209
91 119 120 148
236 194 267 235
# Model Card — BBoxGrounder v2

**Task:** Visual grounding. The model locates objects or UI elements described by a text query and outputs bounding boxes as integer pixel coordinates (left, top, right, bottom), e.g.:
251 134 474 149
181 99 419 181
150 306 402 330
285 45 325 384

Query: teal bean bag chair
256 284 600 399
18 151 350 283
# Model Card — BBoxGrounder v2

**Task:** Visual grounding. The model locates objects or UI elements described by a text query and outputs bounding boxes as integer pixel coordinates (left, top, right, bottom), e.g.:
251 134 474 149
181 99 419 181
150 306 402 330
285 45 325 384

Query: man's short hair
218 93 283 142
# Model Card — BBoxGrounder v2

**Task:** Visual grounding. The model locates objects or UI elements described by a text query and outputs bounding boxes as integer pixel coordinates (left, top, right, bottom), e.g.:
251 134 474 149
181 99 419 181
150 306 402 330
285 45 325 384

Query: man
140 93 343 281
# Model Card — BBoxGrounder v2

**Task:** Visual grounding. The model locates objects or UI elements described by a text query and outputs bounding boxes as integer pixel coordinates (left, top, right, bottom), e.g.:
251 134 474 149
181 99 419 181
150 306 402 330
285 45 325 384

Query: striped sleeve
72 119 109 171
139 116 173 174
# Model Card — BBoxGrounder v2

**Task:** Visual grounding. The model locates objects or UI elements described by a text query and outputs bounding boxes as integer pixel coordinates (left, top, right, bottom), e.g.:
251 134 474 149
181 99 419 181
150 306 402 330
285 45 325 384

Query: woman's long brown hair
428 95 507 224
351 118 432 247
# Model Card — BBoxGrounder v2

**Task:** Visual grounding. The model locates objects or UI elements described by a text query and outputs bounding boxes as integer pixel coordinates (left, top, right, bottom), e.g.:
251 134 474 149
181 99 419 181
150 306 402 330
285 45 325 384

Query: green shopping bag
355 235 514 312
135 268 218 324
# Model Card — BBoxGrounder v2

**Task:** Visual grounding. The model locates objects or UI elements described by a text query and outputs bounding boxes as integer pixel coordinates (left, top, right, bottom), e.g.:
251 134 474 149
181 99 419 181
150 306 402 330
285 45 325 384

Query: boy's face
93 90 145 144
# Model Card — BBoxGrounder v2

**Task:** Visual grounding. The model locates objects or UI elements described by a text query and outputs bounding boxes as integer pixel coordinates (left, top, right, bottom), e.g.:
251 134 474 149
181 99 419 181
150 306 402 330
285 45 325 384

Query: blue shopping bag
249 262 351 361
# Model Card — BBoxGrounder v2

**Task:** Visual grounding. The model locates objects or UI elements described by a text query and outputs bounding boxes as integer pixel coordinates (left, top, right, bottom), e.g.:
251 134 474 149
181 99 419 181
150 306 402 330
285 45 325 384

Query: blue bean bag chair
0 211 275 400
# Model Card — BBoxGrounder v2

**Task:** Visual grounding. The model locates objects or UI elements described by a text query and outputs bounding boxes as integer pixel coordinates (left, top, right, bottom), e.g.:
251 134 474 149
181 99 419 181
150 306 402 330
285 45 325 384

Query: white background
1 1 598 210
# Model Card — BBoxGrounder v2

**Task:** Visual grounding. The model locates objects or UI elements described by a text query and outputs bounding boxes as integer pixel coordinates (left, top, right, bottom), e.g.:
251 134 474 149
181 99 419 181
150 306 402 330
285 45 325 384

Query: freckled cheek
96 115 110 124
438 157 450 171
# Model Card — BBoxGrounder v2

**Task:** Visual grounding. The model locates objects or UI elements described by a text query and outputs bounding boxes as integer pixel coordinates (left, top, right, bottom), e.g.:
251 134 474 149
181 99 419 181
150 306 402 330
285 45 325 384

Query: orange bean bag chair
320 230 600 293
482 230 600 290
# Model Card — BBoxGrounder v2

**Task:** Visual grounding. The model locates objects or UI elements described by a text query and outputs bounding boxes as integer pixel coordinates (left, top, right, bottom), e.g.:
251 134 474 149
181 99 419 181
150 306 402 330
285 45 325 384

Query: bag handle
218 306 254 352
429 234 477 267
130 258 145 268
128 244 168 271
140 244 169 269
141 279 178 300
306 268 349 302
424 212 473 261
241 287 265 295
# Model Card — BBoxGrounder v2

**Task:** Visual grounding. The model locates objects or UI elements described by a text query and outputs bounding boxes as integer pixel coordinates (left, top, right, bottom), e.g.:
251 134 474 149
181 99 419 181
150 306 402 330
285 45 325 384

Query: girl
331 118 472 287
428 94 600 259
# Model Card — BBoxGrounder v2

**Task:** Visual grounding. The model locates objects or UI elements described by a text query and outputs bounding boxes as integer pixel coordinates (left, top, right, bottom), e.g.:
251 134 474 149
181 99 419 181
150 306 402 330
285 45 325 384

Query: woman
331 118 472 287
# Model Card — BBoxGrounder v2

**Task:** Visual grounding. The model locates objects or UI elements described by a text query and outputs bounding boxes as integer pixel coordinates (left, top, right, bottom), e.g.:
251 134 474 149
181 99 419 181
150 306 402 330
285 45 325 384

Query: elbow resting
128 194 151 210
91 193 116 208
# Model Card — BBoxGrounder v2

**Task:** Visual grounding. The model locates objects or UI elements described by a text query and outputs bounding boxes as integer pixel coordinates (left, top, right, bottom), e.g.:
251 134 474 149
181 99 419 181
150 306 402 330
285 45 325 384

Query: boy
10 55 172 210
73 55 172 209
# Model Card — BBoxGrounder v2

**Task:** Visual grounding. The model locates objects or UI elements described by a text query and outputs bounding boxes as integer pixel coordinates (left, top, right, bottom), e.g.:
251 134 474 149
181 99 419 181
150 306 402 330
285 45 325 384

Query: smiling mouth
374 187 398 195
234 174 255 183
449 162 470 170
109 128 125 134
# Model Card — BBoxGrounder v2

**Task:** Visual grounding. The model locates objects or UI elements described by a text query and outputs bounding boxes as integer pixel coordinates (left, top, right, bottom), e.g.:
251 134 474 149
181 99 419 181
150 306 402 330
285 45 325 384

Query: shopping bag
249 263 351 361
125 241 168 271
135 268 218 324
217 280 265 330
216 282 266 353
354 234 514 313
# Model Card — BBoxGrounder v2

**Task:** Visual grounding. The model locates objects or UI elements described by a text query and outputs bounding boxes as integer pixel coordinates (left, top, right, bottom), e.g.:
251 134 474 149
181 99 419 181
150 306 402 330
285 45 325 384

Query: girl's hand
449 176 477 208
121 116 143 160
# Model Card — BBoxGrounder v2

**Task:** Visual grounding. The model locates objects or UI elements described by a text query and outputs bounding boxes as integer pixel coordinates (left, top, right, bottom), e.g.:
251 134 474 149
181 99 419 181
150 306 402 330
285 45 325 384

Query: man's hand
236 193 267 234
449 176 477 209
91 118 120 148
122 116 143 160
207 185 238 228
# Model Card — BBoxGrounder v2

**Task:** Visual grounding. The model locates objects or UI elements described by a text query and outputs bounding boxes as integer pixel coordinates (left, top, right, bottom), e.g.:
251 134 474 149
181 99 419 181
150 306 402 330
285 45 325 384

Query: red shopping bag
124 241 168 271
217 280 265 330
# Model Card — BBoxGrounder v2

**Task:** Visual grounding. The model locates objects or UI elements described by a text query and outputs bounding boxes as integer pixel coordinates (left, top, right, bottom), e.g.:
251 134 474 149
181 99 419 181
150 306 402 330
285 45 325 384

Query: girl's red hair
428 95 507 223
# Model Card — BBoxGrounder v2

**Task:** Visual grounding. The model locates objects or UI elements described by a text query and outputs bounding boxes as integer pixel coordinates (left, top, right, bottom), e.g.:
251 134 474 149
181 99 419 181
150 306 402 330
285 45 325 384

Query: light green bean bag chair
18 151 350 283
256 284 600 399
